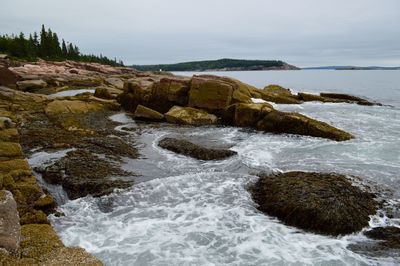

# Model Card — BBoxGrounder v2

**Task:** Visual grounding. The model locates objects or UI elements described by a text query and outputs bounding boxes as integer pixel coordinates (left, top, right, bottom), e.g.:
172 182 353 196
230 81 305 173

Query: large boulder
105 77 124 89
0 190 21 253
158 137 237 160
16 79 47 92
165 106 218 126
256 110 354 141
134 105 164 121
188 75 253 113
233 103 273 127
249 172 378 235
94 86 122 99
261 85 302 104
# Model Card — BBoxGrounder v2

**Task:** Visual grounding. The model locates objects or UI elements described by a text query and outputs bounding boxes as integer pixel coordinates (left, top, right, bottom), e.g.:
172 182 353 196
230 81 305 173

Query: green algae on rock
249 171 378 236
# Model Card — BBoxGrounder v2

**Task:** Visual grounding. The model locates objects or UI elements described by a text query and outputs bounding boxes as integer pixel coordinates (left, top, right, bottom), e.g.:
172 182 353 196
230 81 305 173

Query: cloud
1 0 399 66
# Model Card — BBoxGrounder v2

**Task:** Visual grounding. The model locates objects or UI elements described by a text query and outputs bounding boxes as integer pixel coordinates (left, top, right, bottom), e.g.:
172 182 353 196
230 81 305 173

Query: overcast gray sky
1 0 400 67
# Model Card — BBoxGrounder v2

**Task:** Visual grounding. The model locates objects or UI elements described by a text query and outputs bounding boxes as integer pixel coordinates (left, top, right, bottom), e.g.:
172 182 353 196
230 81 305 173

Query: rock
39 149 132 200
165 106 218 126
94 86 121 99
319 92 378 106
158 137 237 160
261 85 302 104
364 227 400 249
0 142 23 160
297 92 334 102
233 103 273 127
45 100 102 116
188 75 234 112
42 247 103 266
16 79 47 92
0 54 8 59
0 190 21 253
0 117 16 130
134 105 164 121
249 172 378 236
256 110 354 141
105 77 124 89
0 67 18 88
150 77 191 113
0 128 19 142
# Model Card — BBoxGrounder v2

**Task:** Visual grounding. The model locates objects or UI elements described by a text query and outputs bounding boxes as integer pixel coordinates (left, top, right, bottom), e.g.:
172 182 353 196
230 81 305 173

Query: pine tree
61 39 67 57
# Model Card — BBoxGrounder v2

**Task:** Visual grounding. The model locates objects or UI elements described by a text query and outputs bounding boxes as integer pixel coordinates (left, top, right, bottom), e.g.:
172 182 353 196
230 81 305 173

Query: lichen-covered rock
0 190 20 253
94 86 122 99
158 137 237 160
234 103 273 127
0 142 23 160
249 172 378 236
134 105 164 121
165 106 218 126
256 110 354 141
42 247 103 266
16 79 47 92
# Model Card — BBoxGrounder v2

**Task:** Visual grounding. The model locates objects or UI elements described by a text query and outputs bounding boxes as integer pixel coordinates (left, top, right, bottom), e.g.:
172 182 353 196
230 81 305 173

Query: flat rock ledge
249 171 378 236
158 137 237 160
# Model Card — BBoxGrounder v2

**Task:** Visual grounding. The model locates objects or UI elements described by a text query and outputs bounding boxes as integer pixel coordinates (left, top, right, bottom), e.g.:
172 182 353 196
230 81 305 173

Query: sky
1 0 400 67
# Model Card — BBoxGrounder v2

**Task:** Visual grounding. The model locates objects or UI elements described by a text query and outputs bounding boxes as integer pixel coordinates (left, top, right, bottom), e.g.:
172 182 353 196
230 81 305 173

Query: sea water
29 70 400 265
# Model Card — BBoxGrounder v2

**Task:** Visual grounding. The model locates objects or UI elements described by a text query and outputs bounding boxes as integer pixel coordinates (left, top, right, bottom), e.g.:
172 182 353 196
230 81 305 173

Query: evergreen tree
61 39 67 57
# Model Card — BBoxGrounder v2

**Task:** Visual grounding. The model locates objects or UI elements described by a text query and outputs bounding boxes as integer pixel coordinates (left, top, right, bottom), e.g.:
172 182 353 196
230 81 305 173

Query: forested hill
0 25 123 66
132 58 299 71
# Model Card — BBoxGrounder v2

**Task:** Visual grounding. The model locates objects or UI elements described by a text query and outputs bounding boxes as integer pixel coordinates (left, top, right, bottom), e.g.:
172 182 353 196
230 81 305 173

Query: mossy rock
165 106 218 126
20 224 63 260
249 171 378 236
0 159 30 173
20 209 49 225
0 128 20 142
0 142 23 160
256 110 354 141
263 84 293 96
41 247 103 266
44 100 103 116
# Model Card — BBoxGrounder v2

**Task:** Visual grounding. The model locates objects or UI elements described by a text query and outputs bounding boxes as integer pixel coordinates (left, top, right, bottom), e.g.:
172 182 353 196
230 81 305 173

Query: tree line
133 58 285 71
0 25 123 66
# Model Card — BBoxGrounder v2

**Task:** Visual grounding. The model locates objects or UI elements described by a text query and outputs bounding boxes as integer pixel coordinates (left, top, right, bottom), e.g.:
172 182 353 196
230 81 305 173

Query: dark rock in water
249 171 378 236
319 92 380 106
365 227 400 249
38 149 133 200
256 110 354 141
158 137 237 160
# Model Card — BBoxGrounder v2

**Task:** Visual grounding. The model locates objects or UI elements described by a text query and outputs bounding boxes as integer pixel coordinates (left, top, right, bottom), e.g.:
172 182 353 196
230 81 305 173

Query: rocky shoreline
0 58 398 263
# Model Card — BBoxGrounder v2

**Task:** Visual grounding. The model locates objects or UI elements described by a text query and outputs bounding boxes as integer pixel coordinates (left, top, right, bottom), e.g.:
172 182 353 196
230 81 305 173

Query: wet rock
42 247 103 266
165 106 218 126
364 227 400 249
319 92 378 105
261 85 302 104
39 149 133 200
134 104 164 121
17 79 47 92
45 99 102 116
256 110 354 141
0 190 21 253
249 171 378 236
297 92 336 102
233 103 273 127
158 137 237 160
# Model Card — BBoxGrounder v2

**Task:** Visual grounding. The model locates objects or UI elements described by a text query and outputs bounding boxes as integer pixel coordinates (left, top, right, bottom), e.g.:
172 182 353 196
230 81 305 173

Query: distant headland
132 58 300 72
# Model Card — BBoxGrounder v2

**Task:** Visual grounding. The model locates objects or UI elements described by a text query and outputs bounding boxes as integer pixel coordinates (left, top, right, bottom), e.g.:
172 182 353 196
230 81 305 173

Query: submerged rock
158 137 237 160
256 110 354 141
165 106 218 126
249 171 378 236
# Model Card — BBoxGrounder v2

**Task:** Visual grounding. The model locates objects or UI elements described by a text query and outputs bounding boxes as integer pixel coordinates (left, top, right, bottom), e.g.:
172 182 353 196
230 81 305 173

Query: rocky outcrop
319 92 378 106
0 190 20 253
256 110 354 141
134 105 164 121
232 103 274 127
0 67 18 89
94 86 122 99
158 137 237 160
249 172 378 236
261 85 302 104
165 106 218 125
